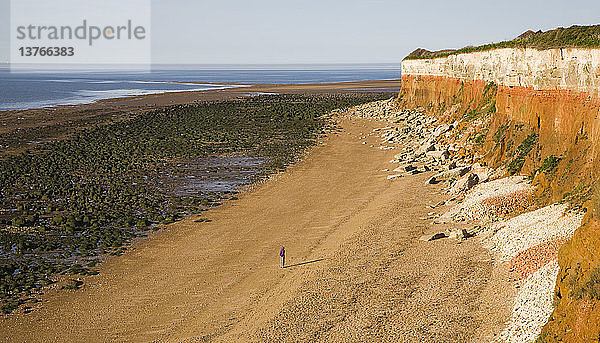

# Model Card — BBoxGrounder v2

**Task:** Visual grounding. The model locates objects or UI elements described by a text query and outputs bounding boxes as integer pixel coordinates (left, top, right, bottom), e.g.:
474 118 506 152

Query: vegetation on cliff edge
405 24 600 60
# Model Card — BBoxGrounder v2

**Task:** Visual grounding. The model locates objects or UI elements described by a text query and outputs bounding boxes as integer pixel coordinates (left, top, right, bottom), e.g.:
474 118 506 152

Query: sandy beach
0 111 506 342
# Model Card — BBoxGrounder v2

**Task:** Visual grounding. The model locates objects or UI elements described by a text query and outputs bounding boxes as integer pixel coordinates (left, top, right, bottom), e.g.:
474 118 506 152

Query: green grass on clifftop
405 24 600 60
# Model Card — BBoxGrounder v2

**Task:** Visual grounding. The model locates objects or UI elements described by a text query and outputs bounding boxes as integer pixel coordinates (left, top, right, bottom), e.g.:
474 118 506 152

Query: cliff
402 48 600 95
399 36 600 341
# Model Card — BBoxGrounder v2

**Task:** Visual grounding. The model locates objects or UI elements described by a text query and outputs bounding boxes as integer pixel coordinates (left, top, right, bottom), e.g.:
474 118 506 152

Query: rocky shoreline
346 98 585 343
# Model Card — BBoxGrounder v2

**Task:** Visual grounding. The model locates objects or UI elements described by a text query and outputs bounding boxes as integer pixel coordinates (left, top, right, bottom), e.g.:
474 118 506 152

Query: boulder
419 232 447 241
432 166 471 182
432 124 452 138
447 228 470 241
441 150 450 160
470 166 493 183
426 150 443 159
426 176 438 185
416 141 436 155
426 149 450 161
449 172 479 194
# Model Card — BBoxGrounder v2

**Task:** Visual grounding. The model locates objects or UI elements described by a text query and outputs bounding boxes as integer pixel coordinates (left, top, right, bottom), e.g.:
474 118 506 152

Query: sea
0 64 400 111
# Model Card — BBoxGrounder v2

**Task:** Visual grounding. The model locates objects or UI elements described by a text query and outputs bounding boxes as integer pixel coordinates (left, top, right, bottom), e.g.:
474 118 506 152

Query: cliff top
405 24 600 60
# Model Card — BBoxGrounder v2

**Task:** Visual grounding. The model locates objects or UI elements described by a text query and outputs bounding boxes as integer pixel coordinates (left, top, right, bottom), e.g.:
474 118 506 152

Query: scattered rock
443 176 535 223
485 203 583 262
470 225 484 235
470 165 492 183
419 232 447 241
426 176 438 185
448 228 470 241
426 150 444 159
450 172 480 194
432 123 452 138
432 166 471 182
416 141 436 155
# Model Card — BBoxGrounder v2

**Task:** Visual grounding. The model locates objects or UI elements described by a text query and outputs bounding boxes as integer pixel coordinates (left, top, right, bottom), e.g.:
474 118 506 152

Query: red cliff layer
399 74 600 342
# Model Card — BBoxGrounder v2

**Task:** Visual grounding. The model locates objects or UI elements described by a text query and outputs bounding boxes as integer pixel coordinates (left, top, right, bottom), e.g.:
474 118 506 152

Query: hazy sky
1 0 599 65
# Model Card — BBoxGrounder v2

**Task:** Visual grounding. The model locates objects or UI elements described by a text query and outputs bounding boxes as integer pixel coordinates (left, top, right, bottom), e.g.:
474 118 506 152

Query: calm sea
0 65 400 111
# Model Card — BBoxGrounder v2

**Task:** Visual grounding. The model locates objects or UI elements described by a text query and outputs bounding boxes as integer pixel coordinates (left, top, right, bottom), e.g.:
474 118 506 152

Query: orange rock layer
399 74 600 342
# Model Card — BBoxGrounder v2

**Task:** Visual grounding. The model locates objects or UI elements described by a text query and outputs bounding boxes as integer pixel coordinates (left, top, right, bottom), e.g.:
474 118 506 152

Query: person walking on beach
280 246 286 268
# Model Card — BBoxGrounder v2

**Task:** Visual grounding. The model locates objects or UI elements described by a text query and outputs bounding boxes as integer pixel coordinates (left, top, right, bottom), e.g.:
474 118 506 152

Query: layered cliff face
402 47 600 94
400 47 600 342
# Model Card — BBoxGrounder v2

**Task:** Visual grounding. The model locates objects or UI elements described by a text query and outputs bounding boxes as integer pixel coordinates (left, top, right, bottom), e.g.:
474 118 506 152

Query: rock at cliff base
432 123 452 138
448 228 470 240
470 166 492 183
450 172 480 194
419 232 447 241
417 141 436 155
426 176 438 185
426 149 451 161
432 166 471 182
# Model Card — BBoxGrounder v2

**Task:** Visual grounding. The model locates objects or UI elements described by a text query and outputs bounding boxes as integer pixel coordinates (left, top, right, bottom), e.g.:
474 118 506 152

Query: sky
1 0 599 65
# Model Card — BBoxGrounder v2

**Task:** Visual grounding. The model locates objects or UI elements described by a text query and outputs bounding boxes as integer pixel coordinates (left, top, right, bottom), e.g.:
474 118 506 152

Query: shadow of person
283 258 326 268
